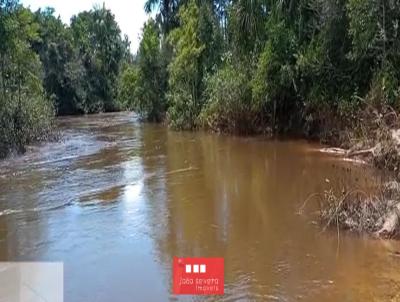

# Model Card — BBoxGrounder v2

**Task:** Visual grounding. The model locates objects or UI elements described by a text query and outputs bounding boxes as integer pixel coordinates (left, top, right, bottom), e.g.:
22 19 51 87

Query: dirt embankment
318 106 400 239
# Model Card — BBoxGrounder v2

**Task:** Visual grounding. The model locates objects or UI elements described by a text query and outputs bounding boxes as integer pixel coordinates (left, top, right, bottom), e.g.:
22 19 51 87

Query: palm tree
144 0 181 34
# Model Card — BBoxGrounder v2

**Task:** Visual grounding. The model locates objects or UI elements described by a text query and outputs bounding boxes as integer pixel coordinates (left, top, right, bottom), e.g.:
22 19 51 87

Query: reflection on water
0 112 400 301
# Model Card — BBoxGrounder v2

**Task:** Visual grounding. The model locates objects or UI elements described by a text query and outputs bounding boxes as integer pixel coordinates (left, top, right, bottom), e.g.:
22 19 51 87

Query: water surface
1 112 400 301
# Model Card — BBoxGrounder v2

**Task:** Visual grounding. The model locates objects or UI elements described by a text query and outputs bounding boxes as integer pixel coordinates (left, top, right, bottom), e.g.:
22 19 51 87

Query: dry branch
347 147 376 157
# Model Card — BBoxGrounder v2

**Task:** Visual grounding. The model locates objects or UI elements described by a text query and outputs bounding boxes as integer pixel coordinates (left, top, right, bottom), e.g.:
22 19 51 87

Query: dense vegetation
0 0 131 157
2 0 400 157
121 0 400 139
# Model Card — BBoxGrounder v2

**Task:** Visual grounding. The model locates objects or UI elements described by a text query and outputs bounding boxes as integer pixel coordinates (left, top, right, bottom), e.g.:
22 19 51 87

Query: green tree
252 14 298 132
33 7 86 115
198 1 223 74
118 64 138 110
167 0 205 129
0 0 53 157
199 62 256 133
228 0 268 56
347 0 400 105
70 5 128 113
145 0 183 34
133 19 167 121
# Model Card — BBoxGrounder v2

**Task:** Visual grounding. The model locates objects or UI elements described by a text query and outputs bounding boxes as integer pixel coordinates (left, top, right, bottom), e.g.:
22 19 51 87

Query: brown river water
1 112 400 301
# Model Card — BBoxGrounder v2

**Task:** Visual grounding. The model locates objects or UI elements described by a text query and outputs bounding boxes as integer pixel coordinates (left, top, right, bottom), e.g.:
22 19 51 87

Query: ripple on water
0 199 74 217
0 113 398 302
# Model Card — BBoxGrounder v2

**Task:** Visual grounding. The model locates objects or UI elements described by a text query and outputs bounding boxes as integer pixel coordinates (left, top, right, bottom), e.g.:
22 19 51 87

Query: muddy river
0 112 400 301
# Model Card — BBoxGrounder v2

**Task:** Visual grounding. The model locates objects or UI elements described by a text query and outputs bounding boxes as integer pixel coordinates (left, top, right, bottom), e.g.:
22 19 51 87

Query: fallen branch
347 147 376 158
320 147 347 155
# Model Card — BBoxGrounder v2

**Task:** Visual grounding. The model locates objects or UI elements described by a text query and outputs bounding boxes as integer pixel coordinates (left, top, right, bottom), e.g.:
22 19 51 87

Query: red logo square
172 257 224 295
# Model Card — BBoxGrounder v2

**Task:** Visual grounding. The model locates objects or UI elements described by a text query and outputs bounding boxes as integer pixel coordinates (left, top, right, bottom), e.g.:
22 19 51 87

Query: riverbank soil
319 105 400 239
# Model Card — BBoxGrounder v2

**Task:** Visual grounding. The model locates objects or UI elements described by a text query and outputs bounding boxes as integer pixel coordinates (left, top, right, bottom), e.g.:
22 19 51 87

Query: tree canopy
2 0 400 156
0 0 131 157
135 0 400 136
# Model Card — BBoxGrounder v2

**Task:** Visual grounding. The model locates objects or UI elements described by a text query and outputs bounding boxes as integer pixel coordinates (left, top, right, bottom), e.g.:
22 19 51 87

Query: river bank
316 105 400 239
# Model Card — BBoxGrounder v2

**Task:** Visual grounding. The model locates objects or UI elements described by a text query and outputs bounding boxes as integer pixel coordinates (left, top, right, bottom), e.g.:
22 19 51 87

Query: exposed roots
319 184 400 239
342 105 400 177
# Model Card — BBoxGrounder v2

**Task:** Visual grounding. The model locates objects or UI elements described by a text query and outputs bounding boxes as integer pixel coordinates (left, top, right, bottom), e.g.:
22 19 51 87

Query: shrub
198 63 260 134
0 92 54 158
